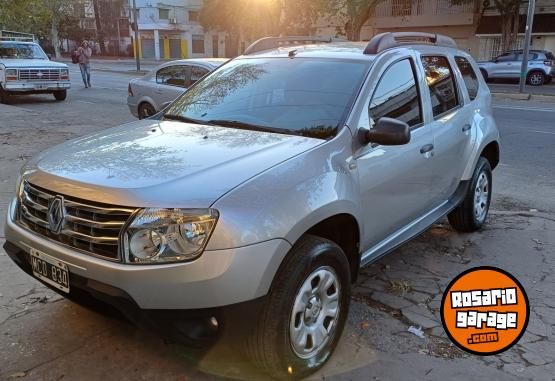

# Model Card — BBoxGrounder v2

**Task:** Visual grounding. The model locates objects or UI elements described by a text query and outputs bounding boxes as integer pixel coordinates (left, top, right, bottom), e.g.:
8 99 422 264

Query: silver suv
478 49 555 86
4 32 500 379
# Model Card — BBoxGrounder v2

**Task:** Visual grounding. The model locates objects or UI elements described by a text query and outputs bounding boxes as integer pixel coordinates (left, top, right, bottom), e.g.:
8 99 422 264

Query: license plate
30 249 70 293
36 85 48 90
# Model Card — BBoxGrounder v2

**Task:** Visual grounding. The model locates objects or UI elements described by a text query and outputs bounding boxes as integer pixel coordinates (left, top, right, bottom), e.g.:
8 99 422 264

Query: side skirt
359 180 470 267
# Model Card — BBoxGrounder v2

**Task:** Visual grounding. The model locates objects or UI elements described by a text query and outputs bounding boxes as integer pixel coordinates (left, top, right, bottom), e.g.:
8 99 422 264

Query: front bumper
4 198 291 309
4 81 71 92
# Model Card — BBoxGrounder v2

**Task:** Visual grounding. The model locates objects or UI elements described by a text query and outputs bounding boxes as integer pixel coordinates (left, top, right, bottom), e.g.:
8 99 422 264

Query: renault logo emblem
47 196 65 234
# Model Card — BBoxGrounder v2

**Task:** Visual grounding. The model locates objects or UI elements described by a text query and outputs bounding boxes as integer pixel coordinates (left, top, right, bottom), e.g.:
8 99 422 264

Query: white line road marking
531 130 555 135
493 105 555 113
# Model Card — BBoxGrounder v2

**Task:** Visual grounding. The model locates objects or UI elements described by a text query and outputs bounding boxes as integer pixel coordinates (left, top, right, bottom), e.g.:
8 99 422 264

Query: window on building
421 56 460 117
189 11 200 22
159 8 170 20
392 0 412 16
454 57 479 101
192 35 205 54
369 58 422 128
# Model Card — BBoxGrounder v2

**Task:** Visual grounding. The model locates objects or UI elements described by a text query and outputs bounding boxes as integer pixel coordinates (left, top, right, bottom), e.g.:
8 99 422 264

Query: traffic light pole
133 0 141 71
519 0 536 93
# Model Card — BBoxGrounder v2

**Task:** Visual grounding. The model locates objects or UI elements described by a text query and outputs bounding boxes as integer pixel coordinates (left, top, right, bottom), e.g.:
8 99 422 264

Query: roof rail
244 36 345 55
364 32 456 54
0 36 35 42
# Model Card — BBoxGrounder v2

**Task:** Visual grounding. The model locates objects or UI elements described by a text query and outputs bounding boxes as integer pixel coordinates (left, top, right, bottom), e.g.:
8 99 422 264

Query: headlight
5 69 18 81
123 208 218 264
60 69 69 80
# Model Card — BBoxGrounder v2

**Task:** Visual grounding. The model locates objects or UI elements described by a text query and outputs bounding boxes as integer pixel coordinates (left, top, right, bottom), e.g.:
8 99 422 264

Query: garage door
141 38 155 58
170 39 181 58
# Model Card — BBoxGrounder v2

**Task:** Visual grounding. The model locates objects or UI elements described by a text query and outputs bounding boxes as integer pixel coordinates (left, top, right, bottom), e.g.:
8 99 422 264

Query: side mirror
359 117 411 146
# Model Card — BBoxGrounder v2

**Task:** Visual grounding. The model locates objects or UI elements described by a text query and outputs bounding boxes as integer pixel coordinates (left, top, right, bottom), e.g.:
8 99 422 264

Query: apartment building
477 0 555 60
131 0 225 60
316 0 555 60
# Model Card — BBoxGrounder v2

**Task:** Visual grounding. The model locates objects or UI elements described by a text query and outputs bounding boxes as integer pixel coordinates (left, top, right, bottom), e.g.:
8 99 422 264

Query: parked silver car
478 49 555 86
4 33 500 379
127 58 226 118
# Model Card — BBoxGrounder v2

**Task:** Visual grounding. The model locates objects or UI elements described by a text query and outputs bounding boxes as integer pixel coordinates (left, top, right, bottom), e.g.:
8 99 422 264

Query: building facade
130 0 225 60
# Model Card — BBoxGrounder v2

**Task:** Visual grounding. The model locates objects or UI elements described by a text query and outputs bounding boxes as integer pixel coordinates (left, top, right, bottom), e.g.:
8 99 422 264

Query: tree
0 0 84 58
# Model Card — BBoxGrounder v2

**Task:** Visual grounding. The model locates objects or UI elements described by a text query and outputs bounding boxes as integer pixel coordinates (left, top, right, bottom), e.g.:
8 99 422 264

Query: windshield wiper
163 114 213 125
207 119 300 136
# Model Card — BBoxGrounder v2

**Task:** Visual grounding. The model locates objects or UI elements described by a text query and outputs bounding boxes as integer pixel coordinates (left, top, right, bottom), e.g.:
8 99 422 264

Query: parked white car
0 40 71 103
127 58 227 119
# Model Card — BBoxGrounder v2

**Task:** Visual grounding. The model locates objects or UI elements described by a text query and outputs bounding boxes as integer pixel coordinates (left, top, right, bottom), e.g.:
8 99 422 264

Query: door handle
462 124 471 132
420 144 434 154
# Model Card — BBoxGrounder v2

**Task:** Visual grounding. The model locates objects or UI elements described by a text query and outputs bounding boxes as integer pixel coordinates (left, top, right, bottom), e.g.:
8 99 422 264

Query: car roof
239 41 465 61
158 58 227 68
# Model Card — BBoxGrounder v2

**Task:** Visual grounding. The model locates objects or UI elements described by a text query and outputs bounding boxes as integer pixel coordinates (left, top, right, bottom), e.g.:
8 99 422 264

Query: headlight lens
60 69 69 79
123 208 218 264
6 69 18 80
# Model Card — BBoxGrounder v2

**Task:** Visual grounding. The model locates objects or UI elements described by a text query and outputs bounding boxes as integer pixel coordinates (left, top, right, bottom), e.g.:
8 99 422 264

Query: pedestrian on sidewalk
76 41 92 88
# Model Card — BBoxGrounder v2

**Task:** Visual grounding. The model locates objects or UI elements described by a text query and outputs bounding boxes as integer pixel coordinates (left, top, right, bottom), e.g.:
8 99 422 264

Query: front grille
18 69 61 81
17 182 136 261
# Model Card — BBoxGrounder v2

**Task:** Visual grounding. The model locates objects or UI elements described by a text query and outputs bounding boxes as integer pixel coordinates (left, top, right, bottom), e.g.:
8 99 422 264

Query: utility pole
132 0 140 71
519 0 536 93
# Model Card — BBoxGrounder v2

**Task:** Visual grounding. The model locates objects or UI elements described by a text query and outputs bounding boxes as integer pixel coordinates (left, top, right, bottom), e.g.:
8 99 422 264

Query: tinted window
156 65 190 87
495 53 516 62
191 66 209 85
166 58 369 139
421 56 459 117
516 53 539 61
369 59 422 127
455 56 479 100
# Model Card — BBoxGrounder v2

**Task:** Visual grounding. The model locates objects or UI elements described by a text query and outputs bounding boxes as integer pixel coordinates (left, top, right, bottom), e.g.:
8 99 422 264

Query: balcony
372 0 475 28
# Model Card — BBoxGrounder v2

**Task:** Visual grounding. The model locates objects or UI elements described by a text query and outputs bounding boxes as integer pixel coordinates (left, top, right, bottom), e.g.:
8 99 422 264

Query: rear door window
368 58 423 128
156 65 191 88
420 56 460 117
454 56 479 101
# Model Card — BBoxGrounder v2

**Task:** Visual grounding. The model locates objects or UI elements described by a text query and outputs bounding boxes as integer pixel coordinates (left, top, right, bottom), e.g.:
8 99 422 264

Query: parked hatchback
5 33 500 380
478 49 555 86
127 58 226 118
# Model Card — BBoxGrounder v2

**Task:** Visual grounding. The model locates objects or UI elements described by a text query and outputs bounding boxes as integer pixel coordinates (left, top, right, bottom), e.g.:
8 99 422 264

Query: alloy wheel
474 172 489 222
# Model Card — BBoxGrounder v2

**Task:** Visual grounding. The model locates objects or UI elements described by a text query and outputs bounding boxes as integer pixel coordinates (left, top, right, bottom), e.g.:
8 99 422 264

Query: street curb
92 68 148 76
492 92 555 103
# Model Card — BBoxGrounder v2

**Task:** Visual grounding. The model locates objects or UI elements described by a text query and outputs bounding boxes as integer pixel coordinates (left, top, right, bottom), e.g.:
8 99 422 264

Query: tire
527 71 545 86
246 235 351 380
53 90 67 101
479 69 489 82
138 102 156 119
448 157 492 232
0 87 11 104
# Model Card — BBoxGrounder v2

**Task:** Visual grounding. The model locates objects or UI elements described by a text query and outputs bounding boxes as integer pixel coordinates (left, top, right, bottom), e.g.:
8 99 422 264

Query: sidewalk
57 57 160 75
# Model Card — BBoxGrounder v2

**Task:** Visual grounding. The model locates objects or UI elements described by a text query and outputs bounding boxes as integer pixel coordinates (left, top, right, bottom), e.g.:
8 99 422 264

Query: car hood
1 59 68 68
24 119 323 208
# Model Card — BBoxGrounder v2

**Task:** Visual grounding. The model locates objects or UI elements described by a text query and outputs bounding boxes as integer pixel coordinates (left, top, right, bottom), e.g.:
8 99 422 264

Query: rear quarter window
455 56 479 101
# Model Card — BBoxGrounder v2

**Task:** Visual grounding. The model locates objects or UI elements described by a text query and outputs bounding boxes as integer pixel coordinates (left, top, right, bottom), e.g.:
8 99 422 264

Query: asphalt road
1 69 554 381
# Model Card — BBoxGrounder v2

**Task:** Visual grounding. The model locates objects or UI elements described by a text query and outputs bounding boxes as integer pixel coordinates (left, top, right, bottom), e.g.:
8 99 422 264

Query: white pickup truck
0 40 71 103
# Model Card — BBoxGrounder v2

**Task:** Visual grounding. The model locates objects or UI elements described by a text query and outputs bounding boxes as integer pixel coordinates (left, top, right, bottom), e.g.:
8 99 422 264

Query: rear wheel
53 90 67 101
246 235 351 380
448 157 492 232
527 71 545 86
138 102 156 119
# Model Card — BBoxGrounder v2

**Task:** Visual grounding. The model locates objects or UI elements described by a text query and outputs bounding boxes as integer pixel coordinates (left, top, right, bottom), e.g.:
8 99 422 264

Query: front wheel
448 157 492 232
0 87 11 104
53 90 67 101
527 71 545 86
246 235 351 380
138 102 156 119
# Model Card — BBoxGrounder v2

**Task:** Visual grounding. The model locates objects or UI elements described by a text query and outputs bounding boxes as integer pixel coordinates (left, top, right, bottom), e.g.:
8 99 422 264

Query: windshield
0 42 48 59
164 57 369 139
